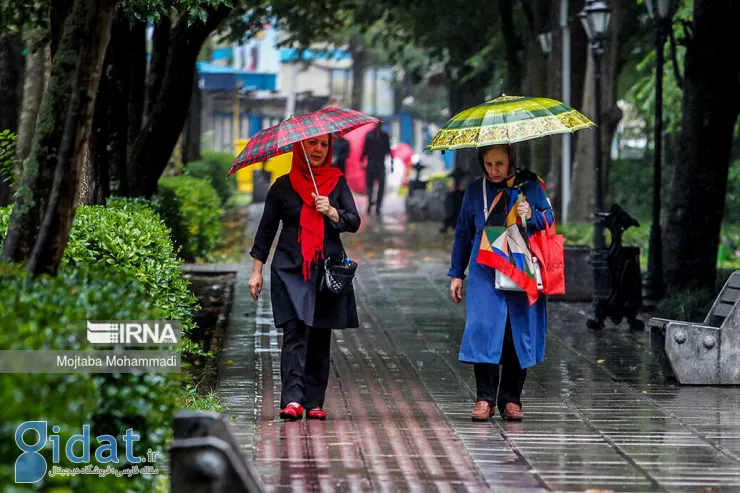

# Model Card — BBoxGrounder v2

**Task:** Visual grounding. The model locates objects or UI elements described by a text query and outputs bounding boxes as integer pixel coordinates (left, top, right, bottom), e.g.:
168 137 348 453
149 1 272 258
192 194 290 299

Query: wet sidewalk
218 195 740 493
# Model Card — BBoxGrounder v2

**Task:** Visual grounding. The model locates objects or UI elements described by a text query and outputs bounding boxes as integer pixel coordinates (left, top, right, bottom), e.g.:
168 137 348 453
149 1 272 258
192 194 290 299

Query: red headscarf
288 138 343 281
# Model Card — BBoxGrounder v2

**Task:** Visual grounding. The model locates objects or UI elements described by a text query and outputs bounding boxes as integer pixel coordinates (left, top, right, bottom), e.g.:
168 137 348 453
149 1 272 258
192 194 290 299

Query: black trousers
474 319 527 413
280 320 332 409
365 164 386 212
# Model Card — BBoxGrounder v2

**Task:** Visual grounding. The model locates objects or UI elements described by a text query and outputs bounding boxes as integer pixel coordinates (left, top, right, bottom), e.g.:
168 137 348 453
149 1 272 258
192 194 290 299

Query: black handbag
319 252 357 295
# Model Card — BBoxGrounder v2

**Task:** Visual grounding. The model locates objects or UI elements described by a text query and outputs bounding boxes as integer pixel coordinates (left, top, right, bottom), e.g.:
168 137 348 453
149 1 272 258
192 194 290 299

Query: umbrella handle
299 141 320 196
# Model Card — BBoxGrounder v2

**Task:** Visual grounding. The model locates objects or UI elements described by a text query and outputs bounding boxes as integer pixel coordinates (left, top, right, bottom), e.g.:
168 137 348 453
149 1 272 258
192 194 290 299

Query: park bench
649 271 740 384
169 411 265 492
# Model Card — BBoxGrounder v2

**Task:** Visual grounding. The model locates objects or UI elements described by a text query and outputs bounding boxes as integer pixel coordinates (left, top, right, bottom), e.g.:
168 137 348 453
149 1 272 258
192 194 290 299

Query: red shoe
307 407 327 420
279 402 304 421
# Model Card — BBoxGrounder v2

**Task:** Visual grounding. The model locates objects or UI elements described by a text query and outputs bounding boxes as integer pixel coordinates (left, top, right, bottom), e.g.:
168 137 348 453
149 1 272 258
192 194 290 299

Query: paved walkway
217 195 740 493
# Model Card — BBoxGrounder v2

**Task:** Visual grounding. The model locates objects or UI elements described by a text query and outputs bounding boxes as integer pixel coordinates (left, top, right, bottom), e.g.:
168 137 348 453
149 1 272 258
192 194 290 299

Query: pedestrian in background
361 122 392 215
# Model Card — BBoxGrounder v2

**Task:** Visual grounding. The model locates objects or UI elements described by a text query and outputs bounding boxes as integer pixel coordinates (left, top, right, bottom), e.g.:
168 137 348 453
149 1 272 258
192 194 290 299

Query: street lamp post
579 0 612 250
643 0 678 304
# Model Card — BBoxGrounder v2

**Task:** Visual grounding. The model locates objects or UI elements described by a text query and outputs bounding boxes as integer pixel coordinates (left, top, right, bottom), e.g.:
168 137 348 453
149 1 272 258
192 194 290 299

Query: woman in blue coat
449 144 554 422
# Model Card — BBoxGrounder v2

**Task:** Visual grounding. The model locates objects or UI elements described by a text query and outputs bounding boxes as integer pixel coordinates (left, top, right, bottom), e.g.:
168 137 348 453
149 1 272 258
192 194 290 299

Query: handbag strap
482 179 504 220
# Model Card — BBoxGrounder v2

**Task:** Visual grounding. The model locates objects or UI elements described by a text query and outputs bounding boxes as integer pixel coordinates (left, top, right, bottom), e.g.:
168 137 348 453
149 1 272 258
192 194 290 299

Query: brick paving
216 196 740 493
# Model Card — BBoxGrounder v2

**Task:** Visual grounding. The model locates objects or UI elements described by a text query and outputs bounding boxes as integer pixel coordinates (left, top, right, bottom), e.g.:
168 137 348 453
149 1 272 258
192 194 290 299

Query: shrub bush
155 176 224 263
0 263 183 492
184 150 238 205
0 204 198 337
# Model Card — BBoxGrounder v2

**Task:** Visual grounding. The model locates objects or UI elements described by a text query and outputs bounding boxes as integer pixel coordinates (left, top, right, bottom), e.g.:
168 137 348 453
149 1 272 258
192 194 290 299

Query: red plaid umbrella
227 107 378 178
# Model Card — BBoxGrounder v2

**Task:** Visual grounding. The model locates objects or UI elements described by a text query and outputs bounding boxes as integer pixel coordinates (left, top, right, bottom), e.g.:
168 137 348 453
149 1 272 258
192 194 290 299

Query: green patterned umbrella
425 95 595 151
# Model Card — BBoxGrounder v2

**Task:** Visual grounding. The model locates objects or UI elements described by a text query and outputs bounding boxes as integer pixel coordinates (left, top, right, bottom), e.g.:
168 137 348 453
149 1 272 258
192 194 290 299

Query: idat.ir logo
15 421 156 483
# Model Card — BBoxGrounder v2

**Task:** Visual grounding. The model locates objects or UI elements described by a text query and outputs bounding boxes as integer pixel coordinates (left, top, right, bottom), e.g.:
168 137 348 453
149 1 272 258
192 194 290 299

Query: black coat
250 175 361 329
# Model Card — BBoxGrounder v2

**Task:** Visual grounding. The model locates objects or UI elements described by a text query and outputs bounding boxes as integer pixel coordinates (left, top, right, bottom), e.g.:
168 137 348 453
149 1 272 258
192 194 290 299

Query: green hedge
184 150 238 205
0 203 198 339
155 176 224 263
0 263 183 492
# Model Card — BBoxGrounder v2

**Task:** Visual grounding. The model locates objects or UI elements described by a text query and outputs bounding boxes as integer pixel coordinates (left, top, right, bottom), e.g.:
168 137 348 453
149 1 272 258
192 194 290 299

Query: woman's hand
249 259 264 300
248 272 263 300
450 278 463 304
312 193 340 223
516 196 533 220
312 193 331 215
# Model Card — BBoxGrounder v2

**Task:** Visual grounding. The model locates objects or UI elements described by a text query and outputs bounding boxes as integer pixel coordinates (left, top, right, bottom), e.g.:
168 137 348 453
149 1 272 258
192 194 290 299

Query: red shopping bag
529 221 565 295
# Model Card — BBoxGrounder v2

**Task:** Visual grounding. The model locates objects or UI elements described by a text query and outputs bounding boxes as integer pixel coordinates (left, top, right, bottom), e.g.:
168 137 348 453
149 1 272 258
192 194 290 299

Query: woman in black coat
248 134 360 421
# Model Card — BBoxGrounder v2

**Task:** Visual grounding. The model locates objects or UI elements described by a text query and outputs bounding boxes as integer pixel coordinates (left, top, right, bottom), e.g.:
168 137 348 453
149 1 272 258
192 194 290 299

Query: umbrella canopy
425 95 594 152
228 107 378 177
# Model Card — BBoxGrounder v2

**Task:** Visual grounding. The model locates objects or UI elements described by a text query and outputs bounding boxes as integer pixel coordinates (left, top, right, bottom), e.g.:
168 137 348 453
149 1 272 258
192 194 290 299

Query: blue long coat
448 171 554 369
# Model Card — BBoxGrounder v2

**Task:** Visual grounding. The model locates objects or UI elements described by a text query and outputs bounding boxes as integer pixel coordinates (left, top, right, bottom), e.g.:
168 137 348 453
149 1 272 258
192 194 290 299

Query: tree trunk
144 16 171 124
523 37 548 176
663 0 740 290
87 62 110 204
182 67 202 164
449 63 492 177
567 0 624 223
106 15 131 196
545 0 564 217
26 0 120 276
16 29 48 163
542 0 589 220
83 25 112 206
0 34 23 206
2 0 115 263
128 20 146 156
498 0 524 94
0 35 23 133
50 0 75 58
518 0 551 176
127 4 231 198
348 34 367 111
75 147 96 206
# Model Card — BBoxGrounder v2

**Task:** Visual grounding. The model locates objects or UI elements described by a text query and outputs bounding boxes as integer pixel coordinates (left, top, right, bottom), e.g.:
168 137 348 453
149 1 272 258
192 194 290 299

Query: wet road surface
217 195 740 493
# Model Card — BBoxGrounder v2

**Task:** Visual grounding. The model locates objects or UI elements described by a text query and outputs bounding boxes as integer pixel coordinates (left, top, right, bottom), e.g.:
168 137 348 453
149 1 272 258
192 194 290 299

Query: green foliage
155 176 224 263
608 158 740 226
724 161 740 225
0 263 183 492
184 150 238 205
623 0 693 133
0 202 198 338
560 221 740 273
63 201 198 337
119 0 233 26
607 158 674 221
655 285 716 322
0 0 49 33
0 130 18 188
654 268 739 322
183 384 225 412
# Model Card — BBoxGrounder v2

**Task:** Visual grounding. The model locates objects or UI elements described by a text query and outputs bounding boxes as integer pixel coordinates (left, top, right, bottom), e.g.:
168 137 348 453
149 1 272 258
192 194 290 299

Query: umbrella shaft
299 141 320 196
